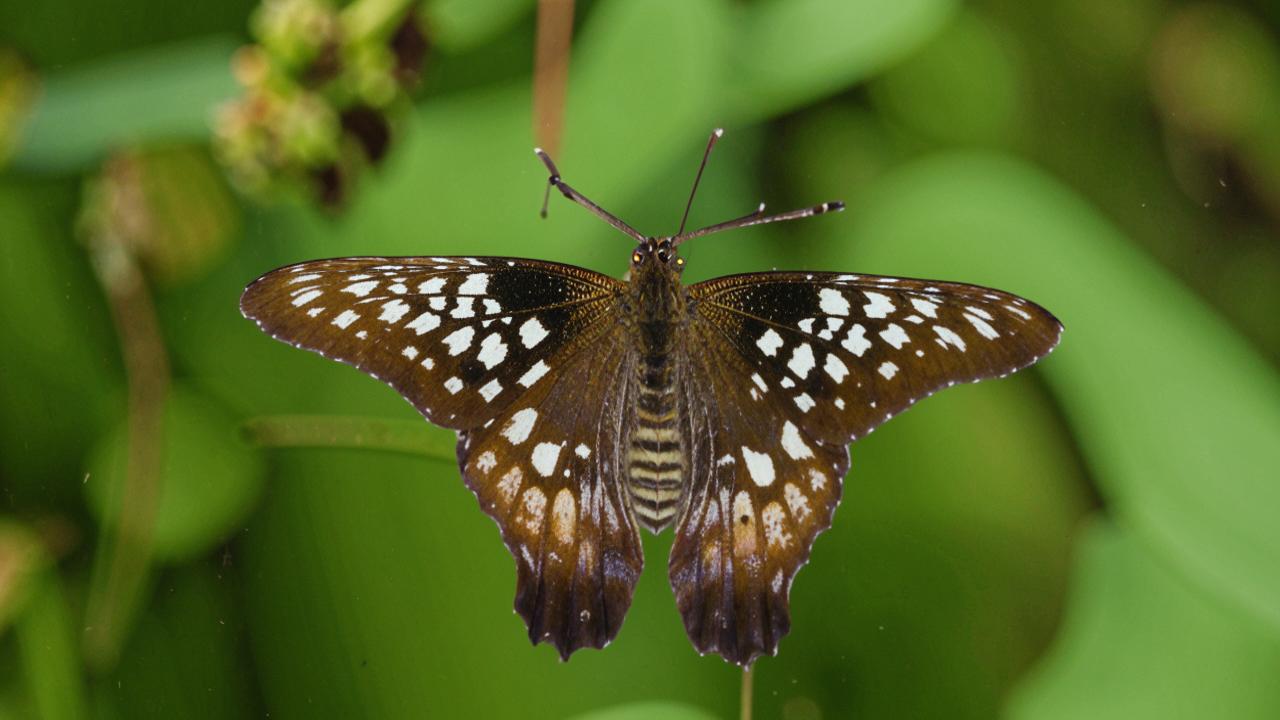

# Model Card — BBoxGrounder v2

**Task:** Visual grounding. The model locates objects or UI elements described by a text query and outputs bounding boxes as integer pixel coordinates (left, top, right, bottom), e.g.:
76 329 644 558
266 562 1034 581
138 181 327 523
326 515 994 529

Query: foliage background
2 0 1279 718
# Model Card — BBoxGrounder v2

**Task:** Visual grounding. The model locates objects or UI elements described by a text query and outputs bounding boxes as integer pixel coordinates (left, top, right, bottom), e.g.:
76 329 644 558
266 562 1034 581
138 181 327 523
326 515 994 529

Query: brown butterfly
240 130 1062 666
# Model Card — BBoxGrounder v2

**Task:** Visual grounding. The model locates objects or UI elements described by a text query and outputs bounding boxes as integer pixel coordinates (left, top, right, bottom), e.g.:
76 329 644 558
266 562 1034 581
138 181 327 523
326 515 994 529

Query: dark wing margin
670 271 1061 665
239 256 626 430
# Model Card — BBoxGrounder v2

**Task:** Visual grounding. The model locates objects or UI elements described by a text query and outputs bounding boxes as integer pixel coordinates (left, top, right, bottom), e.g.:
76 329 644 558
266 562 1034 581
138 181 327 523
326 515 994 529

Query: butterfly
239 129 1062 667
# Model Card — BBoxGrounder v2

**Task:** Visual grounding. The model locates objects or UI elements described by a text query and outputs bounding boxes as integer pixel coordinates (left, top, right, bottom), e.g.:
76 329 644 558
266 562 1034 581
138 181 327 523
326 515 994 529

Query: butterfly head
632 237 685 275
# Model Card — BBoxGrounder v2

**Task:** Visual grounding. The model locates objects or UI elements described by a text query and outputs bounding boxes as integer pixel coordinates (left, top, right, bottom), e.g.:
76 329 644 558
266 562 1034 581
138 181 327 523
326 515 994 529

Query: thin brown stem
740 664 754 720
532 0 575 157
82 154 169 671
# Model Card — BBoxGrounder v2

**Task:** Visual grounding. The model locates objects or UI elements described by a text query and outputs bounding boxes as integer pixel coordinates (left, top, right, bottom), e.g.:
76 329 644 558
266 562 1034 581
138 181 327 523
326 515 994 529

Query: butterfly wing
670 272 1061 665
240 256 626 430
457 322 644 659
241 256 645 658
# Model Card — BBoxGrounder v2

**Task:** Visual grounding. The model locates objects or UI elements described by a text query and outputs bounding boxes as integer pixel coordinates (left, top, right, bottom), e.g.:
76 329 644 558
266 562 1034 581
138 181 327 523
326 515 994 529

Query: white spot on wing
418 277 446 294
443 326 475 355
479 378 503 402
787 343 816 378
781 421 813 459
457 273 489 295
879 323 910 349
878 361 898 379
476 451 497 474
292 289 322 306
824 353 849 383
379 299 411 324
910 297 939 318
531 442 562 477
406 311 440 335
575 443 591 459
476 332 508 369
741 446 776 486
342 280 378 297
518 360 550 387
842 324 870 356
332 310 359 329
757 328 783 356
819 288 850 316
965 313 1000 339
934 325 967 351
444 376 463 394
503 408 538 445
863 291 895 318
520 318 549 348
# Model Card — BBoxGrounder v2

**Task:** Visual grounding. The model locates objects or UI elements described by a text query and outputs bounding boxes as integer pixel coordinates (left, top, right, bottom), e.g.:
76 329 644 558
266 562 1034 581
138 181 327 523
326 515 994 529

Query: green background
2 0 1279 718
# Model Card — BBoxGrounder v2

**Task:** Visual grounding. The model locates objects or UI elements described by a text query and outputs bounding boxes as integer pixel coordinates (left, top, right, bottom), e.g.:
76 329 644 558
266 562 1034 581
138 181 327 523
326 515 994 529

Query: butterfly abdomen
628 350 683 532
625 269 688 533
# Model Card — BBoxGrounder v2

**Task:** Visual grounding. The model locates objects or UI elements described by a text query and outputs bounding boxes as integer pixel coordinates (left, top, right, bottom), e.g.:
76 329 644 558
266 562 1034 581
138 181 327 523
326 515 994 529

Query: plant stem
533 0 575 156
741 663 754 720
243 414 456 461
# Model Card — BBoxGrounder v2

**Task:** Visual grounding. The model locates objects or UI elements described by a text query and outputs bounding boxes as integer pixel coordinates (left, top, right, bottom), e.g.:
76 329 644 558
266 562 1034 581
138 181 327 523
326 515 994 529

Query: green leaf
1007 522 1280 719
14 569 86 720
85 385 265 563
729 0 959 119
567 701 720 720
424 0 535 52
843 151 1280 634
10 36 239 173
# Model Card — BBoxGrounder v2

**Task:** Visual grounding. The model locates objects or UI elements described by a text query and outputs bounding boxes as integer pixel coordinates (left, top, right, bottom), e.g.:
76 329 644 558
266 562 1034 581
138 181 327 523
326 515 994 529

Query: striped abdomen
627 356 684 532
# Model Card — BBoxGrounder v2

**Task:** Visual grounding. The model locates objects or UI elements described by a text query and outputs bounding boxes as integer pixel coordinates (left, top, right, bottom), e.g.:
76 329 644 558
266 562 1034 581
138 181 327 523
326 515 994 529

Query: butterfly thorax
625 239 689 532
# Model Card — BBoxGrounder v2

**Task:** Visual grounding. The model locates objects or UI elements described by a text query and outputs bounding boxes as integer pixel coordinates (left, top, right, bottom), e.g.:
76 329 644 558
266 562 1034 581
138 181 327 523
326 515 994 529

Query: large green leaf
85 385 265 563
1007 522 1280 719
729 0 958 118
842 151 1280 634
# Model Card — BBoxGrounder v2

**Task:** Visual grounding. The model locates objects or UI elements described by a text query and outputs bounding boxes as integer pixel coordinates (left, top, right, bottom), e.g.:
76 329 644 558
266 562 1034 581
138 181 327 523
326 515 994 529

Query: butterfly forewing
668 272 1061 665
687 272 1062 444
241 256 649 656
240 257 626 429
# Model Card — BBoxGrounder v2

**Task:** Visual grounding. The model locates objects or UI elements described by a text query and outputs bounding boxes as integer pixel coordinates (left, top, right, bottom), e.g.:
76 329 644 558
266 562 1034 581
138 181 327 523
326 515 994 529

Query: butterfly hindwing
672 334 846 666
240 257 626 429
669 272 1062 665
458 322 644 659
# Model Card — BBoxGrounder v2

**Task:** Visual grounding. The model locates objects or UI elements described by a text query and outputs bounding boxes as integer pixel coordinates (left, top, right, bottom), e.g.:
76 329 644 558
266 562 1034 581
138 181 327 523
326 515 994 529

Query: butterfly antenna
677 128 724 236
534 148 648 243
674 200 845 245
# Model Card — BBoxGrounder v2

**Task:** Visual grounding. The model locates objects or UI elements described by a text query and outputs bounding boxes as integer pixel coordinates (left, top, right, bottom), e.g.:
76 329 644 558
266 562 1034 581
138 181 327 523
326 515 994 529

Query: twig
741 663 754 720
82 153 169 671
532 0 575 157
243 414 455 461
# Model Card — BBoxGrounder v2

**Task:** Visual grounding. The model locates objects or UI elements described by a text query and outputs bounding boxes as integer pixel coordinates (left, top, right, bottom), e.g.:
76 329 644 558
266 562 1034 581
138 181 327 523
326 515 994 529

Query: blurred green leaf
755 373 1088 720
566 701 720 720
15 569 86 720
843 151 1280 635
11 37 239 173
242 450 736 718
424 0 535 52
870 9 1025 146
85 385 264 563
730 0 958 119
0 180 117 503
95 561 258 719
1007 522 1280 719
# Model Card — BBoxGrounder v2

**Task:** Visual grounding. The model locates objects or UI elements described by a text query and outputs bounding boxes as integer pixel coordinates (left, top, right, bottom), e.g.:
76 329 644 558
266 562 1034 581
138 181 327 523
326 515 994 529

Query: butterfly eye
633 251 644 264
